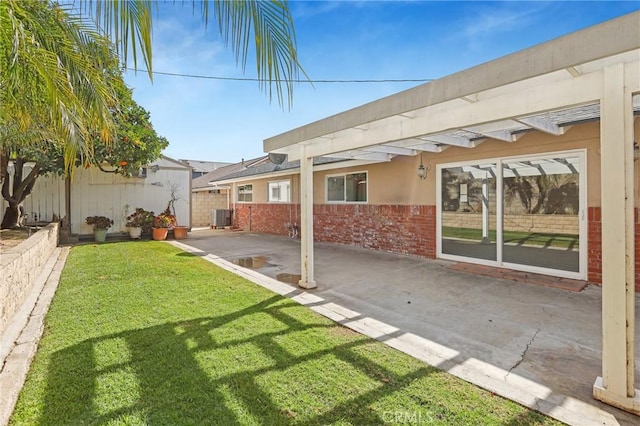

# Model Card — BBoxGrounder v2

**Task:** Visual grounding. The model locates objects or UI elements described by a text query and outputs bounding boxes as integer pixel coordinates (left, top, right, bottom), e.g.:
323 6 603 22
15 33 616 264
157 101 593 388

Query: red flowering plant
153 214 172 229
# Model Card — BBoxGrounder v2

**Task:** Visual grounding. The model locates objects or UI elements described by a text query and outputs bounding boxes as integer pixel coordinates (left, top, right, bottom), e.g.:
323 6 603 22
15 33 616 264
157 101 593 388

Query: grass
442 226 579 250
11 242 561 425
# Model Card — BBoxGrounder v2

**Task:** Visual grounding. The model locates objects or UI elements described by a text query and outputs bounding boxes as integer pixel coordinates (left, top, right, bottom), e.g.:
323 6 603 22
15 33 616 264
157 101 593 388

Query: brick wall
313 204 436 258
588 206 640 290
588 207 602 284
636 208 640 289
232 203 301 235
233 203 639 289
233 203 436 258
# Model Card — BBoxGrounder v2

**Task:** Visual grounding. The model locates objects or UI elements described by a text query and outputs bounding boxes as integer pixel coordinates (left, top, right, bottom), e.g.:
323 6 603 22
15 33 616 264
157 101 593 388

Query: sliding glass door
440 162 497 261
501 156 581 272
437 151 585 279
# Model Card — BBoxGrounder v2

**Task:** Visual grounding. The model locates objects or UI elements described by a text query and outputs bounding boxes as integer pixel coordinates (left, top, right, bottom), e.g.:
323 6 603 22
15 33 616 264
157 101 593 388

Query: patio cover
263 12 640 414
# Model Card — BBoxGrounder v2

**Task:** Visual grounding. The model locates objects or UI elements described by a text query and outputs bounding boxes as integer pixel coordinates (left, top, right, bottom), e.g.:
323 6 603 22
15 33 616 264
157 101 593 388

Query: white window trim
236 183 254 203
268 179 291 203
435 149 587 280
325 170 368 204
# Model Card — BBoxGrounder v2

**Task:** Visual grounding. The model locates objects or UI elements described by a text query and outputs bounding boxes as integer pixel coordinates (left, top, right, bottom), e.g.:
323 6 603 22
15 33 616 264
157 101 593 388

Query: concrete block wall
442 212 579 235
0 223 59 336
192 191 228 227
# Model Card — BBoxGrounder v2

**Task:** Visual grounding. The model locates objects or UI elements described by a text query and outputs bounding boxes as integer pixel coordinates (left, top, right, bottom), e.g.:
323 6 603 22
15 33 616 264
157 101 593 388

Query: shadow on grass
175 251 207 257
39 294 555 425
39 296 383 424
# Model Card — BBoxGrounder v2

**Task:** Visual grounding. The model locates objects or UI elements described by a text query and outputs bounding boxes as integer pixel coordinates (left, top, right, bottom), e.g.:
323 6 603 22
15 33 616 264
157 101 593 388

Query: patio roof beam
361 146 417 156
329 151 392 162
418 134 477 148
463 121 524 142
515 116 569 135
264 12 639 153
283 69 604 161
387 139 449 153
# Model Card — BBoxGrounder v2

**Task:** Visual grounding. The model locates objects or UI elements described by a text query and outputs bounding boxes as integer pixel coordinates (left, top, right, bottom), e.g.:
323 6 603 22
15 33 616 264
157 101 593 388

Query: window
268 180 290 202
326 172 367 203
237 184 253 202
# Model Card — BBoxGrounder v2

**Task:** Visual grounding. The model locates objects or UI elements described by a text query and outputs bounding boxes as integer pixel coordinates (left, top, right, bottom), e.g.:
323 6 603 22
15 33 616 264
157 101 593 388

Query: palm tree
0 0 303 227
1 0 303 163
83 0 304 107
1 0 118 170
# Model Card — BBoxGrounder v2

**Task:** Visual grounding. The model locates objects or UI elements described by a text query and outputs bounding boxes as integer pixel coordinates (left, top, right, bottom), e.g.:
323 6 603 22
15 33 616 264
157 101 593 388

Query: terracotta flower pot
173 226 188 239
152 227 168 241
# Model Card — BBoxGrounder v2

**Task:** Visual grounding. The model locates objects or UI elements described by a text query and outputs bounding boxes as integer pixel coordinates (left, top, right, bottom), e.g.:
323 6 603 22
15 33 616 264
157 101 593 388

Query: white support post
481 175 490 244
593 63 639 414
298 145 316 289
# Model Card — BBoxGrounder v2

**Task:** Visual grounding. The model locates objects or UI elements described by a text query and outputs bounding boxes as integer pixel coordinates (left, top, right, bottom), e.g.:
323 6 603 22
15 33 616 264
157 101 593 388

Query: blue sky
123 1 640 164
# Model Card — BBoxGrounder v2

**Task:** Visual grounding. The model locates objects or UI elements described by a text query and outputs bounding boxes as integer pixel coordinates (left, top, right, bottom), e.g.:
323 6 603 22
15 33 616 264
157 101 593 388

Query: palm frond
211 0 306 108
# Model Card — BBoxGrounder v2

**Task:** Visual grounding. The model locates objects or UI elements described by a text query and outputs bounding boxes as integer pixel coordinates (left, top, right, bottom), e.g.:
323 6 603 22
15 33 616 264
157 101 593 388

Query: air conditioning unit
210 209 231 228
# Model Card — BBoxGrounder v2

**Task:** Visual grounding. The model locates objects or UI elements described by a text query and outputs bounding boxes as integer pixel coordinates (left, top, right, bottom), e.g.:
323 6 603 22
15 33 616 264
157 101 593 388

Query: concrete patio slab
172 229 640 426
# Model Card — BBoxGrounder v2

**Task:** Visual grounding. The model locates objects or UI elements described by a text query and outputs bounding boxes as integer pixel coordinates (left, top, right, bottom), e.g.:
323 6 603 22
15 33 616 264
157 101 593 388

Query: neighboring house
191 156 268 227
2 155 192 235
212 13 640 413
180 159 232 179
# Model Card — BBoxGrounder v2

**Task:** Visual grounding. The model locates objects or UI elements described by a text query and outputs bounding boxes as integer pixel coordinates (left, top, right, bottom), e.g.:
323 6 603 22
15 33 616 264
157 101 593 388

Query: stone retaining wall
0 223 58 336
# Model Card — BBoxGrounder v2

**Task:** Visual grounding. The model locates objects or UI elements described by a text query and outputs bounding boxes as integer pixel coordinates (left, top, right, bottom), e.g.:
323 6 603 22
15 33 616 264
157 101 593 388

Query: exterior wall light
417 153 430 180
634 142 639 161
150 164 160 172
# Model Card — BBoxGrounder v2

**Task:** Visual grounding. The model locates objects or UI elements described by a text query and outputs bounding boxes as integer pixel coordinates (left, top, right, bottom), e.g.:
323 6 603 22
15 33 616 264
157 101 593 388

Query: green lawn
11 242 561 425
442 226 578 249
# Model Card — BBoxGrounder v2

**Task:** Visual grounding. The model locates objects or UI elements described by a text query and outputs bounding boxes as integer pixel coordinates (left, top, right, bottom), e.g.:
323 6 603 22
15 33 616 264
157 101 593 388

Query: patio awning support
593 63 640 414
298 144 316 289
481 176 490 244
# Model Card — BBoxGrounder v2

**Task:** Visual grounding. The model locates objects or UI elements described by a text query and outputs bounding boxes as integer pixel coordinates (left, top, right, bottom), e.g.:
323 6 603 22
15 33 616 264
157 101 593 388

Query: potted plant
85 215 113 243
126 208 154 239
173 224 188 239
152 214 171 241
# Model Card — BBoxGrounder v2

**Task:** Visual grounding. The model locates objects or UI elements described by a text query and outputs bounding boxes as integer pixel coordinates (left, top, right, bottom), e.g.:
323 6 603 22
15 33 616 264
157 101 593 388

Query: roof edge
264 11 640 152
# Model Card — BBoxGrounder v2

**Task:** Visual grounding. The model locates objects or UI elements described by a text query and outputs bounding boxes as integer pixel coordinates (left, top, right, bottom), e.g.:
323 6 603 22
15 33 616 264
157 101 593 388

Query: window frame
325 171 368 204
267 180 291 203
236 183 253 203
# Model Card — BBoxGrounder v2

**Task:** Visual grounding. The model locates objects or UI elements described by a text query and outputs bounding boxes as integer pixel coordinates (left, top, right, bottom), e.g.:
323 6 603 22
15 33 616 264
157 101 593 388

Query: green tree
1 0 303 165
1 0 119 171
1 0 303 228
1 73 168 229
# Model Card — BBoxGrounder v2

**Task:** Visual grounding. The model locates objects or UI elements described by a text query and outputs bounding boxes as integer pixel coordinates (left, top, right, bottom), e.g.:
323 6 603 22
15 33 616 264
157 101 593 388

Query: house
191 156 268 227
2 155 192 236
210 13 640 413
179 159 232 179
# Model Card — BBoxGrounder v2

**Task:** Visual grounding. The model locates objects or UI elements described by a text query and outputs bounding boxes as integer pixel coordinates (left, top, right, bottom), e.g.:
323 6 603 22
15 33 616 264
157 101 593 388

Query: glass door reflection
441 163 497 261
501 157 580 272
